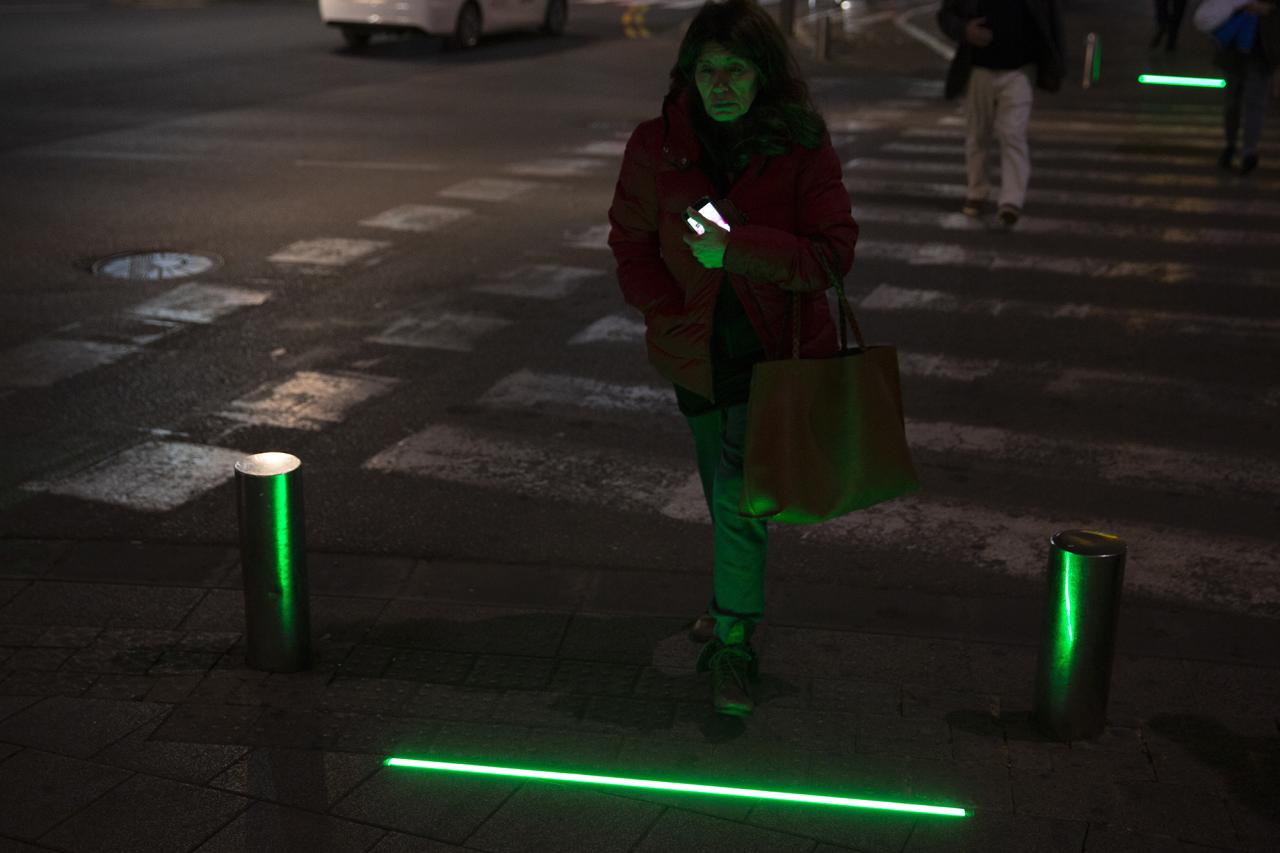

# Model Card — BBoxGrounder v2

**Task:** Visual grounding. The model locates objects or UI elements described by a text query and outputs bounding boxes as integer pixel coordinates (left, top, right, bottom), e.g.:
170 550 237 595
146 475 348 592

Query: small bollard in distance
815 14 830 61
1082 32 1100 89
1034 529 1126 741
235 452 311 672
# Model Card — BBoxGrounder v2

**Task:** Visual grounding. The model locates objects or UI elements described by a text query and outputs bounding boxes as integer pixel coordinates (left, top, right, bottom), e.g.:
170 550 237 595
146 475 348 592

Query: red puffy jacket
607 88 859 401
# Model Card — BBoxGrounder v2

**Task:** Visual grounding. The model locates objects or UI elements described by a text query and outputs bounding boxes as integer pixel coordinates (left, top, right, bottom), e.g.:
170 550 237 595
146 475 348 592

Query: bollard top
1051 529 1126 558
235 452 301 478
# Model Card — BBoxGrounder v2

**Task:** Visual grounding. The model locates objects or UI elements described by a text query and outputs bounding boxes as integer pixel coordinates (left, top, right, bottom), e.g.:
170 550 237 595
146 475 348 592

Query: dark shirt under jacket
970 0 1040 70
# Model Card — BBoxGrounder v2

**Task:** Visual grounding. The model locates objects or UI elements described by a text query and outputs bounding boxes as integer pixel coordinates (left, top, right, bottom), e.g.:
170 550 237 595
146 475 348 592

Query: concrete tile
1079 825 1186 852
465 783 660 852
3 647 72 671
368 832 472 851
384 649 476 684
1012 765 1124 823
810 677 901 715
488 690 586 729
0 540 71 579
405 560 590 610
0 749 130 840
178 589 243 632
578 695 677 735
332 764 517 844
966 642 1038 697
309 553 414 598
582 566 707 617
337 644 397 678
634 808 814 852
334 713 438 754
243 708 347 750
557 614 691 664
857 713 952 761
150 702 263 745
406 683 500 723
1115 780 1238 848
749 797 915 853
209 748 382 809
49 541 235 587
369 601 569 656
87 675 154 701
0 581 203 629
0 670 98 697
323 677 421 715
41 774 248 853
311 595 389 644
0 696 166 758
32 626 101 648
94 716 247 784
194 801 384 853
465 654 556 691
904 809 1086 853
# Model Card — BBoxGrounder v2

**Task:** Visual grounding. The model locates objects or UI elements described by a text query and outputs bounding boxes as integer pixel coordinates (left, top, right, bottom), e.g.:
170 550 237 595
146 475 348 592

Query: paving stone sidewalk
0 539 1277 852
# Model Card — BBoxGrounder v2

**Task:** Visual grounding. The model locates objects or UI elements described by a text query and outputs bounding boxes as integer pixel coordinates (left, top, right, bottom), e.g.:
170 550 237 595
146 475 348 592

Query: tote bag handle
790 247 866 358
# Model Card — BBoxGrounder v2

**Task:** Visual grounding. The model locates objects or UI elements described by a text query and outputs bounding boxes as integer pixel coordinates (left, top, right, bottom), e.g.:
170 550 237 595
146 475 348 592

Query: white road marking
359 204 472 233
860 283 1280 338
219 370 398 430
936 113 1227 138
1042 366 1272 413
564 224 611 250
478 368 674 412
437 178 541 202
883 141 1221 169
846 156 1280 191
570 141 628 157
368 311 512 352
363 423 689 513
855 237 1278 289
294 159 442 172
567 314 644 345
23 441 245 512
898 351 998 382
129 283 270 324
852 202 1280 250
57 315 184 346
268 238 390 266
361 422 1278 613
505 158 603 178
0 339 138 388
902 126 1268 153
473 264 602 300
906 420 1280 499
852 176 1280 217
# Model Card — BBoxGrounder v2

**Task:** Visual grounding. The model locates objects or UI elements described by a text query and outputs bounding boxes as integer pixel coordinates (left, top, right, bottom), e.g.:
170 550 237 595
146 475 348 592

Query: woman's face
694 43 759 123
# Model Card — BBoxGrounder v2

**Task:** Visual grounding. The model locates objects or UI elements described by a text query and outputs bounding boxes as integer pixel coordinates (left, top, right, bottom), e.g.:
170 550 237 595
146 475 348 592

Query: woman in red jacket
607 0 858 717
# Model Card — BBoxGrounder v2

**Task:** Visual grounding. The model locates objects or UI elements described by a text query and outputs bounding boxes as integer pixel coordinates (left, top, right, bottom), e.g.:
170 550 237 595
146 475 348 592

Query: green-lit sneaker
696 638 760 717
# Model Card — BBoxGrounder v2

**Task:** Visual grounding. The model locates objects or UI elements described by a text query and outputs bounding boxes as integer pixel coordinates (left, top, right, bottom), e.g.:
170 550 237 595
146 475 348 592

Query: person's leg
1166 0 1187 50
685 408 725 637
1239 59 1271 169
994 67 1034 217
1152 0 1169 47
707 403 768 645
1223 67 1244 167
963 67 995 210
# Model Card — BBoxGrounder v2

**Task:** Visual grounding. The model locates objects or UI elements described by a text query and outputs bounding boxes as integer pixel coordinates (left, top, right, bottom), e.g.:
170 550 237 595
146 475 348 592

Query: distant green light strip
385 758 967 817
1138 74 1225 89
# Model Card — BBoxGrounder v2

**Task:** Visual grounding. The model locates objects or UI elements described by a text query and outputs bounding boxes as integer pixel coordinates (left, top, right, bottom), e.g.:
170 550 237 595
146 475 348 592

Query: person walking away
937 0 1065 227
607 0 858 716
1153 0 1190 50
1196 0 1280 174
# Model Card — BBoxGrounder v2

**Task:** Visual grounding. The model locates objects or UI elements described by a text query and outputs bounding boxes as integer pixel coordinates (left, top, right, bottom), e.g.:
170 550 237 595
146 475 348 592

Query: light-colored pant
964 65 1034 210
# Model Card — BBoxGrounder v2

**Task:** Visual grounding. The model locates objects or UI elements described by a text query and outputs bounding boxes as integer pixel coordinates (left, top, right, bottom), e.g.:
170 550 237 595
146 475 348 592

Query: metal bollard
1082 33 1100 89
1033 530 1126 741
235 452 311 672
815 14 830 61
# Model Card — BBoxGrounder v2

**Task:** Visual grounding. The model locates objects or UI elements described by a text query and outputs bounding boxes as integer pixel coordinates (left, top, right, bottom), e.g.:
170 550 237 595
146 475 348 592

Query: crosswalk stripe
130 282 271 324
359 421 1278 612
936 114 1228 139
853 202 1280 250
505 158 603 178
473 265 603 300
882 141 1221 169
902 126 1280 155
846 156 1280 192
860 283 1280 338
851 176 1280 217
268 238 390 266
0 339 139 388
438 178 540 202
219 370 398 431
568 314 644 345
479 368 673 412
368 311 513 352
359 204 473 232
23 440 245 513
855 237 1277 289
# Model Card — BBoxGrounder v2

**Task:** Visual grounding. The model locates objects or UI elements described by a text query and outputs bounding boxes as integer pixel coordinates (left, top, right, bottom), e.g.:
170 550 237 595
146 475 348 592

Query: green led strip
385 757 967 817
1137 74 1226 89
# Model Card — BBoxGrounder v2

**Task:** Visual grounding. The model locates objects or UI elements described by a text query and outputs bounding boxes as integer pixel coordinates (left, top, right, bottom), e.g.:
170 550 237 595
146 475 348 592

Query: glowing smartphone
686 196 732 235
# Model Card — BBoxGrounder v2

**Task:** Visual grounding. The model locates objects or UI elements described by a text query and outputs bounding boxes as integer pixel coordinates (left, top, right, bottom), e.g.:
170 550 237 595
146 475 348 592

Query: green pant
686 404 768 644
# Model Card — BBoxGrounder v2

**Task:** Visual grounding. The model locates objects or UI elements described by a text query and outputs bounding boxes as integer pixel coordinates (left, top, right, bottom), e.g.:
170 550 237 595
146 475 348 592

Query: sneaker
696 633 759 717
961 198 983 217
997 205 1020 227
1241 154 1259 175
1219 146 1236 170
688 611 716 643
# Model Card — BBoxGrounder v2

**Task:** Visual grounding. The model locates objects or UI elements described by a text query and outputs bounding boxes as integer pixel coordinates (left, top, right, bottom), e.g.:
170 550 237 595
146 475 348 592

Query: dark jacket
607 89 858 401
1214 4 1280 73
937 0 1066 99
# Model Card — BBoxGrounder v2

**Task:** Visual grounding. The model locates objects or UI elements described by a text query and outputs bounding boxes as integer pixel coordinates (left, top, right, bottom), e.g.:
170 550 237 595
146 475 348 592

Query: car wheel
340 26 371 51
448 2 482 50
542 0 567 35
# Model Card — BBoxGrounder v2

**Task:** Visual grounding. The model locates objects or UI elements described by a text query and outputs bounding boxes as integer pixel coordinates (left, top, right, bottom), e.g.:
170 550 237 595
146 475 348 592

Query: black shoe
997 205 1020 228
961 197 984 217
1219 146 1236 170
1241 154 1259 175
697 637 759 717
688 611 716 643
1149 27 1165 49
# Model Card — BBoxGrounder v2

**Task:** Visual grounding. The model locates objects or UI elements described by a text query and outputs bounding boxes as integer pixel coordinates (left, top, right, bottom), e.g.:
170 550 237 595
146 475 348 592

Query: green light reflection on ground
385 757 968 817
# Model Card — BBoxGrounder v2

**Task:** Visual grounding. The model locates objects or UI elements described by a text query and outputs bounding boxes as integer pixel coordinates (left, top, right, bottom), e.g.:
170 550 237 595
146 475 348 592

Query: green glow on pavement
384 757 968 817
1137 74 1226 88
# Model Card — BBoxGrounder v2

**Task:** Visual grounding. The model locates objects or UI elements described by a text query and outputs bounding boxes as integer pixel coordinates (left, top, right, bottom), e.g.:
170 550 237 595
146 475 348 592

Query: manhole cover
92 251 221 281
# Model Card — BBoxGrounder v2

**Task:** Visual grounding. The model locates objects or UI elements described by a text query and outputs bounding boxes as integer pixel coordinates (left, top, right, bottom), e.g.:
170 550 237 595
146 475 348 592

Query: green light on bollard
1138 74 1226 88
385 758 967 817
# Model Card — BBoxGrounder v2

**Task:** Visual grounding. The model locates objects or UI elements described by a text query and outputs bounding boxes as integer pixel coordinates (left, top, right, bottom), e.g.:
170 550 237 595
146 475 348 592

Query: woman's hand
683 208 729 269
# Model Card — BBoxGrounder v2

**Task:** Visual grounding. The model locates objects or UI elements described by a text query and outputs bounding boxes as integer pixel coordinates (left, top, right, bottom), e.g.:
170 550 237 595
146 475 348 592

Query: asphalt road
1 0 1277 625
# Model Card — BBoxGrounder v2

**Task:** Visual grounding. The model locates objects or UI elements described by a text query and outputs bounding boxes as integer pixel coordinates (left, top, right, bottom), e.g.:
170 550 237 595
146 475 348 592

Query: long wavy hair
669 0 826 171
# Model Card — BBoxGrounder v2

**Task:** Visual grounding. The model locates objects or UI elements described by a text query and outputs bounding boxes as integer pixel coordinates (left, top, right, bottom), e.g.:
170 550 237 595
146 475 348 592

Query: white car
319 0 568 51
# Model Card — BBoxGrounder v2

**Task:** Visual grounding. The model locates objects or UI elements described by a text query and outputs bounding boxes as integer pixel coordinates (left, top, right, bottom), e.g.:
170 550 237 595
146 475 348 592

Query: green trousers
686 403 768 644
